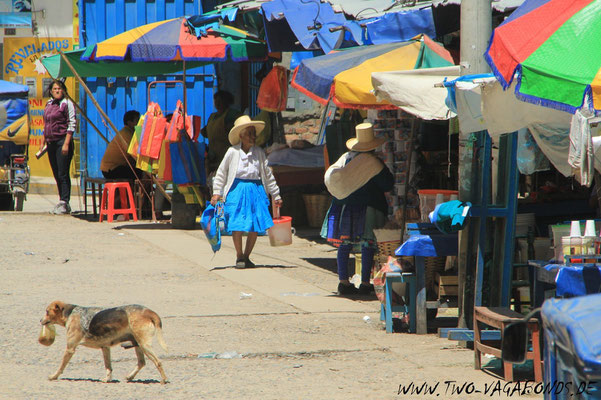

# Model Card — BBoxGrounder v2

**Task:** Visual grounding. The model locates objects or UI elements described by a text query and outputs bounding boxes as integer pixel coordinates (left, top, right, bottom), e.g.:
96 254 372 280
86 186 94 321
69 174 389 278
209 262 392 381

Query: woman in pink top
40 80 76 214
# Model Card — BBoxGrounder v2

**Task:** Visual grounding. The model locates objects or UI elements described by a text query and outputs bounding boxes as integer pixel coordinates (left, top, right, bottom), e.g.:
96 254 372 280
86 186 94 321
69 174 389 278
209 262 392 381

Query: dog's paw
48 374 58 381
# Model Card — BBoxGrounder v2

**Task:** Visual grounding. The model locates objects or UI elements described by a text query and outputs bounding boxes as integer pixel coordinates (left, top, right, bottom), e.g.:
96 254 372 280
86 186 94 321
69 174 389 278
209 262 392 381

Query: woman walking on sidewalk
211 115 283 268
324 122 394 296
40 80 76 214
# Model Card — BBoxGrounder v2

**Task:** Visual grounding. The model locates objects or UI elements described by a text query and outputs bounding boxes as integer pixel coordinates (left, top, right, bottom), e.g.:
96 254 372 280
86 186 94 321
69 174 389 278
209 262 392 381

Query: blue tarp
261 0 348 53
365 8 436 45
0 81 29 96
395 233 458 257
544 264 601 298
260 0 437 52
542 294 601 389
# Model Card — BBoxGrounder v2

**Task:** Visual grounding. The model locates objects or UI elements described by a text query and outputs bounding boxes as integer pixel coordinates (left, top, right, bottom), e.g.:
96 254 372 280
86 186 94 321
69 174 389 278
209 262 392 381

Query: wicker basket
302 194 331 228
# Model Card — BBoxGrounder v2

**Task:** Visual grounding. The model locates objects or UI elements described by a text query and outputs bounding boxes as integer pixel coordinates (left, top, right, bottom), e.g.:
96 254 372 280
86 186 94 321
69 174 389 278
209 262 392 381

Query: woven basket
302 194 331 228
425 256 446 293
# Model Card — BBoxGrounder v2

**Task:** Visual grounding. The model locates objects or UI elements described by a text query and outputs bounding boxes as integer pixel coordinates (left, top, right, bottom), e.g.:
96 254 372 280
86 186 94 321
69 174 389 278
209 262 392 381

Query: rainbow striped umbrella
83 17 266 62
291 35 454 109
485 0 601 113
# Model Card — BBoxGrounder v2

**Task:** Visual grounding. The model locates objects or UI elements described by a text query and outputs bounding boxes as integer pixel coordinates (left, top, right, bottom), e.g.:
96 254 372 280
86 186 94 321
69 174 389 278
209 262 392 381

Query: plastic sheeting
261 0 348 53
542 294 601 382
372 66 459 120
544 264 601 298
395 233 458 257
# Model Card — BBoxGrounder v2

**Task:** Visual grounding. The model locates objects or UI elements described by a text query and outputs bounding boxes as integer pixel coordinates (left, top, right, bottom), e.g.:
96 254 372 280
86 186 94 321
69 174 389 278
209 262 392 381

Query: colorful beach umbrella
290 35 454 109
82 17 267 63
485 0 601 113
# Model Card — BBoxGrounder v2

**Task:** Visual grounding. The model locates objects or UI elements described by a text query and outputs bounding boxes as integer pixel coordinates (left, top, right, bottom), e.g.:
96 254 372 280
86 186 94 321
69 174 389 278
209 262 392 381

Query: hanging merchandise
157 139 172 181
127 115 144 158
201 202 225 253
256 65 288 112
170 137 206 185
165 100 194 142
516 128 550 175
138 102 167 159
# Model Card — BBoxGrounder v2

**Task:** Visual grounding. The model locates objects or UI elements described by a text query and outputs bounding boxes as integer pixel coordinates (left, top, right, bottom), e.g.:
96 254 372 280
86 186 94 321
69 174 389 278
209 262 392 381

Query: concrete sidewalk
21 192 374 314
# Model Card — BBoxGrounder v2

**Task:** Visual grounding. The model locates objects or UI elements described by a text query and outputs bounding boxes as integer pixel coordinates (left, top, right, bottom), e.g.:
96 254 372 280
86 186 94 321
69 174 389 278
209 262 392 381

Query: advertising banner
3 37 75 177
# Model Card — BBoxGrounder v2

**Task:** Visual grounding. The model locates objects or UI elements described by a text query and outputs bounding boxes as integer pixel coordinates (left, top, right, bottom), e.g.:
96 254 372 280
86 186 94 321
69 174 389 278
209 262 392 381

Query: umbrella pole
58 51 171 206
64 92 109 145
399 118 418 242
183 60 187 130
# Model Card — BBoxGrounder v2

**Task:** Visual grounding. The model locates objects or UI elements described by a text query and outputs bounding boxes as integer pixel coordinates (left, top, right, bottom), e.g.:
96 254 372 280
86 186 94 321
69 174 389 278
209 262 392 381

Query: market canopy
291 35 455 109
0 80 29 145
485 0 601 113
372 65 460 120
83 16 267 62
41 48 208 78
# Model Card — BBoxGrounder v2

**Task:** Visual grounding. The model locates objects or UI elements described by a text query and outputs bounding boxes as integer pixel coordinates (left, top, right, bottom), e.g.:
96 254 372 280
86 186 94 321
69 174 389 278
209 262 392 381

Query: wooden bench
84 177 151 219
474 306 542 382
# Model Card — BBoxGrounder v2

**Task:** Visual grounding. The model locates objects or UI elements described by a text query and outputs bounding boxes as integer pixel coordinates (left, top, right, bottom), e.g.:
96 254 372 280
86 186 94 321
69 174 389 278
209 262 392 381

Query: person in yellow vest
100 110 143 180
202 90 241 174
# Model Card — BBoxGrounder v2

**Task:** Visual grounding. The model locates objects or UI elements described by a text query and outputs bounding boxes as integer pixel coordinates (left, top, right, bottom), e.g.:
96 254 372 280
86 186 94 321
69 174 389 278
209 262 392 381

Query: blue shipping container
79 0 217 178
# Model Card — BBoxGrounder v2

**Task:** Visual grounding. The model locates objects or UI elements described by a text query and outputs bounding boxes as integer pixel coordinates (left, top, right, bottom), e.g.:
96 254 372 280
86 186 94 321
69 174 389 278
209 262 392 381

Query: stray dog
40 300 168 384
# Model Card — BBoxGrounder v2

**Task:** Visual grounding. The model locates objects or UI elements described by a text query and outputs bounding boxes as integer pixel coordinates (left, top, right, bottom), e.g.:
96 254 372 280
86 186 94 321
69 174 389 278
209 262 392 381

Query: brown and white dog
40 300 168 384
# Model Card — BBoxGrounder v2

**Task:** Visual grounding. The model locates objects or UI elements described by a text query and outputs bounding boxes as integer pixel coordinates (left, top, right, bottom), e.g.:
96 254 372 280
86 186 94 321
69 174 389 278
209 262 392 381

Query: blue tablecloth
544 264 601 297
395 234 458 257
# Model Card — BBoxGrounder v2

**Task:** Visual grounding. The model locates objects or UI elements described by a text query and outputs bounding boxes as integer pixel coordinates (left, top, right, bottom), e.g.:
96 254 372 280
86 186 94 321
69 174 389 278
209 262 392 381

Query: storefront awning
372 65 460 120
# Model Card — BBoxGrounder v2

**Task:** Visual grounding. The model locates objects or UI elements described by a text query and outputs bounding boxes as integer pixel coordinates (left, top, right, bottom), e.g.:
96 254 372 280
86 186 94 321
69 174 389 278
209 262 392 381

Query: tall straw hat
228 115 265 145
346 122 386 152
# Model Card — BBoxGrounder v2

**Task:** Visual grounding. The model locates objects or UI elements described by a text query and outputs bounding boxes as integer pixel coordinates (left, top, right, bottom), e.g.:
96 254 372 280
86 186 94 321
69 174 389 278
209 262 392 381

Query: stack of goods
127 101 205 205
367 109 419 223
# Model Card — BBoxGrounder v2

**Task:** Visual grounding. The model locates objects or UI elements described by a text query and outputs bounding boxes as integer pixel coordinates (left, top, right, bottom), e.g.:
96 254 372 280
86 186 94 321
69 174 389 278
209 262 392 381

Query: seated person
100 110 144 180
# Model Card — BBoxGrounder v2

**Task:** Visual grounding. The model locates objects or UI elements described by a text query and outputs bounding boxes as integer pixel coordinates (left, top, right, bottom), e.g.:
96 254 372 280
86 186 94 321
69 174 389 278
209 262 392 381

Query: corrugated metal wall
79 0 217 178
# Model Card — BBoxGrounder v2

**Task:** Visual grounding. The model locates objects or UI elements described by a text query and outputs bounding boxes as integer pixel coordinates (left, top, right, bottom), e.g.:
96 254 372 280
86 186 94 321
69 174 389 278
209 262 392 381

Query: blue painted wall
79 0 217 178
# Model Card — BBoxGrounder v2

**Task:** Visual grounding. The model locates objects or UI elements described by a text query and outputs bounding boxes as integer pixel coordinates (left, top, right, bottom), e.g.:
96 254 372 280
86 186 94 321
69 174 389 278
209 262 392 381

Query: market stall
42 15 268 222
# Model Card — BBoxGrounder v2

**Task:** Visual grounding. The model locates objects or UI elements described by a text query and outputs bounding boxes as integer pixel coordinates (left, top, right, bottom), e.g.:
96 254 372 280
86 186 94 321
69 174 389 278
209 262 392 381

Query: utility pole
457 0 492 329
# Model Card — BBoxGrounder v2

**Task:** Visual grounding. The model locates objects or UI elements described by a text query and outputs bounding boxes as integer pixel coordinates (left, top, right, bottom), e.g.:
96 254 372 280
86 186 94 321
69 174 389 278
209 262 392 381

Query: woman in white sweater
211 115 283 269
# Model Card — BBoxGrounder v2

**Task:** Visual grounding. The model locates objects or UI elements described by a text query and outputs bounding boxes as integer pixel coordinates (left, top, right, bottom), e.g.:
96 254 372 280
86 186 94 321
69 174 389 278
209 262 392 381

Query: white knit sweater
213 144 281 201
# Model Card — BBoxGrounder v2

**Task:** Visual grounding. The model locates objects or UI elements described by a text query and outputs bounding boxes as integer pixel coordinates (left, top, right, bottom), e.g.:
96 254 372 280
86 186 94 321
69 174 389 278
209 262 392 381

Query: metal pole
457 0 492 329
183 60 187 132
399 118 418 242
64 92 109 144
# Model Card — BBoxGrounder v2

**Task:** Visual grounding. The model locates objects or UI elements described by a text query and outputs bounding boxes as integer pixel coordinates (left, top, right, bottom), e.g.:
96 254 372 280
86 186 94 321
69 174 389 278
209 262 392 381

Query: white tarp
372 66 460 120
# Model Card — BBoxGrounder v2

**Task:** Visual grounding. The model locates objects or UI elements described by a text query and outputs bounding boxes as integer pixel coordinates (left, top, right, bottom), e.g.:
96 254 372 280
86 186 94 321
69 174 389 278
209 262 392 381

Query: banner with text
3 37 75 178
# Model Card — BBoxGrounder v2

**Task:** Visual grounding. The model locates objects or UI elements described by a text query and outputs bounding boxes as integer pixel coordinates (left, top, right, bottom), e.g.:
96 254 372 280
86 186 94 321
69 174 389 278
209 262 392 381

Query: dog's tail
150 311 168 353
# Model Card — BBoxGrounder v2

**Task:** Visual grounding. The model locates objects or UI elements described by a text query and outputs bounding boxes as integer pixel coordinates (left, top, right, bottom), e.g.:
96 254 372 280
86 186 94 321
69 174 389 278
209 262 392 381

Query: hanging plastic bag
170 137 206 185
157 139 172 181
517 128 550 175
138 102 167 159
201 202 225 253
165 100 193 142
256 65 288 112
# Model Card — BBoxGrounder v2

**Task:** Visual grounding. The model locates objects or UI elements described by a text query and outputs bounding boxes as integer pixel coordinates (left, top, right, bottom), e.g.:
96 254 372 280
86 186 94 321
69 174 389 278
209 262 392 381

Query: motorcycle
0 80 30 211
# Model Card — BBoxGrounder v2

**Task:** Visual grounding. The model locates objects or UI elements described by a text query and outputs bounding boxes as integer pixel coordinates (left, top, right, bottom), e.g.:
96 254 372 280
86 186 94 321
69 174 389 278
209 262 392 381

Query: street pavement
0 193 540 399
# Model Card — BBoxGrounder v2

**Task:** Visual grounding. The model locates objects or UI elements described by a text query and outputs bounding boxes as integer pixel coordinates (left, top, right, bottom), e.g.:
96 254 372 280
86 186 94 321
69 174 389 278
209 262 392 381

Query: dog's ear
53 302 63 312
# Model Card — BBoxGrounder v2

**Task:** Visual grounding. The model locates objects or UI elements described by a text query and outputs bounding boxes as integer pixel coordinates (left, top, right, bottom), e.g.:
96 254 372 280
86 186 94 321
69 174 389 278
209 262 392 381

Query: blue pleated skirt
224 178 274 233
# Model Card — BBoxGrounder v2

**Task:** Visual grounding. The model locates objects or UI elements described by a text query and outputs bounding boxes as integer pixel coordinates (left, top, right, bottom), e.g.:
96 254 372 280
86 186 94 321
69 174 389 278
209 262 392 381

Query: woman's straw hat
346 122 386 152
228 115 265 145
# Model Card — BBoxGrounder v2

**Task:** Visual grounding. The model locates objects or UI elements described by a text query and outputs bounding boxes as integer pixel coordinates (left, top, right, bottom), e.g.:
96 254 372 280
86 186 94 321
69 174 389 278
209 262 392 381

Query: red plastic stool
99 182 138 222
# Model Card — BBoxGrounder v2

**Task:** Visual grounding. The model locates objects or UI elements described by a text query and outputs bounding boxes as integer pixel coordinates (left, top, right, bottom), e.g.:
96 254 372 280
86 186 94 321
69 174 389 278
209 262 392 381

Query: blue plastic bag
201 203 224 253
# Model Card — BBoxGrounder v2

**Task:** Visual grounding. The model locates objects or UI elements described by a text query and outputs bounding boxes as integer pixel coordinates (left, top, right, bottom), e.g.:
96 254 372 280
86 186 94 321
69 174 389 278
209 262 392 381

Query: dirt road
0 211 540 399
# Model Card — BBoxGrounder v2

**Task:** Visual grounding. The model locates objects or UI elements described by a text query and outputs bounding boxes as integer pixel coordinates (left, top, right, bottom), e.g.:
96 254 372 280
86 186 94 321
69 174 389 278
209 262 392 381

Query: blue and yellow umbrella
83 16 267 63
291 35 455 109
